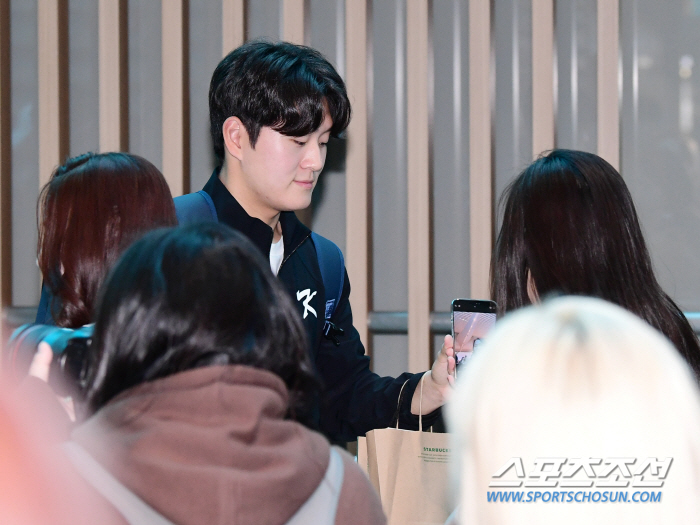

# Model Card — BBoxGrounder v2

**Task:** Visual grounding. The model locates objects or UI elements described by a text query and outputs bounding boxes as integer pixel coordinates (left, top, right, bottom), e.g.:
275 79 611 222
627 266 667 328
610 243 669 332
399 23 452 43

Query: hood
71 365 330 525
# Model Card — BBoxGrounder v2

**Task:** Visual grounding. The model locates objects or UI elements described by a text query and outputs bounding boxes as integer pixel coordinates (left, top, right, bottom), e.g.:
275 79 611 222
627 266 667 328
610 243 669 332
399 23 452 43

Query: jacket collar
203 167 311 259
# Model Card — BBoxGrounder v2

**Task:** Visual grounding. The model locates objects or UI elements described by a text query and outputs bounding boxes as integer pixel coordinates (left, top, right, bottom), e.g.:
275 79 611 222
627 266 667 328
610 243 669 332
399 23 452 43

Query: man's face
237 111 333 218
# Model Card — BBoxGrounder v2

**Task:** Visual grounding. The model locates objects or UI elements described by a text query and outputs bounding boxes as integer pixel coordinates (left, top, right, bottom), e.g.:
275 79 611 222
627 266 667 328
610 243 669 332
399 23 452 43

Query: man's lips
294 180 314 188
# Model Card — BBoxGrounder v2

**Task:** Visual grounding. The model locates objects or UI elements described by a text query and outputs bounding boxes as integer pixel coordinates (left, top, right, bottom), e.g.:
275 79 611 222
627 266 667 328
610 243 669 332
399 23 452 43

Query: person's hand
28 342 53 382
27 343 76 422
410 335 455 415
433 334 455 388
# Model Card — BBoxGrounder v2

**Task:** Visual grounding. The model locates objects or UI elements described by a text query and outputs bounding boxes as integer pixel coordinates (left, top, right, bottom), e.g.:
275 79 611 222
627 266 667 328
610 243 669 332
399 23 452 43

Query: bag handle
419 373 434 433
394 374 431 432
394 379 410 429
419 373 426 432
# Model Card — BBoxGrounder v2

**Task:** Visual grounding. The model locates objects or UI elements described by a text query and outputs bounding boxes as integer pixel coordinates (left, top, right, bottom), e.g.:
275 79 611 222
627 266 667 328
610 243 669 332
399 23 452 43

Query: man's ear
222 116 245 161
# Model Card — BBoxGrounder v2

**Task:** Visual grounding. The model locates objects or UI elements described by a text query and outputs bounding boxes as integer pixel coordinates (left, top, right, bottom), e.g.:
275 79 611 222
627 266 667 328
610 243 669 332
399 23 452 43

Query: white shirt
269 235 284 275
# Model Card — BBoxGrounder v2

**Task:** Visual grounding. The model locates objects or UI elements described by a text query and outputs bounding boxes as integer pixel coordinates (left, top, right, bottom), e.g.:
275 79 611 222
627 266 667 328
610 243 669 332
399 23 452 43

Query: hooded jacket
203 169 437 441
65 365 386 525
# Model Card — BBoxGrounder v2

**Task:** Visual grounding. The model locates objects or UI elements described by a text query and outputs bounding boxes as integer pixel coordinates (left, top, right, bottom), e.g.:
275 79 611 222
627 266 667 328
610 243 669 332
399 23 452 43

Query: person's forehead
291 111 333 136
257 107 333 137
318 112 333 133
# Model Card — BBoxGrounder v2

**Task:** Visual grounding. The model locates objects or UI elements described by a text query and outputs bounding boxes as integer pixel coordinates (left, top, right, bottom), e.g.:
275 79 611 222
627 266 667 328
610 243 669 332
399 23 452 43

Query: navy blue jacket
203 169 438 441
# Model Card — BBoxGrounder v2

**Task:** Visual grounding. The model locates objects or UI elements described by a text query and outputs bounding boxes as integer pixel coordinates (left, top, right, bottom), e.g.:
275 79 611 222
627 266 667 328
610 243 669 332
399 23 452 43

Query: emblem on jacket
296 289 318 319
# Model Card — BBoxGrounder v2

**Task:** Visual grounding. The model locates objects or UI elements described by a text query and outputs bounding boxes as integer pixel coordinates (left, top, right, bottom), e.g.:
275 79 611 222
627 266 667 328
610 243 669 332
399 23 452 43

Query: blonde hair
448 296 700 524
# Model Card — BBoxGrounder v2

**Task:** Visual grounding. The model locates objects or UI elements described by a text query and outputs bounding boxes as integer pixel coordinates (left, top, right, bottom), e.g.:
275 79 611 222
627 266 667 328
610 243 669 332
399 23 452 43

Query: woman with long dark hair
491 149 700 376
37 152 177 328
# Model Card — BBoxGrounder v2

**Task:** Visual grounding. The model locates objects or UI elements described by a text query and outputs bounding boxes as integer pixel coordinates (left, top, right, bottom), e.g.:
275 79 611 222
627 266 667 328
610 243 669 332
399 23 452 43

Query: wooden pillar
38 0 68 189
597 0 619 169
99 0 128 152
222 0 245 56
283 0 305 45
162 0 189 196
406 0 431 372
345 0 370 349
469 0 493 300
532 0 554 157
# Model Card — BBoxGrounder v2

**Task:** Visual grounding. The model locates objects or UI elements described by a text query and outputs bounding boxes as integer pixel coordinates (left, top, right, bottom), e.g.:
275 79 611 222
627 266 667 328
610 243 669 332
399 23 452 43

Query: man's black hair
209 40 351 164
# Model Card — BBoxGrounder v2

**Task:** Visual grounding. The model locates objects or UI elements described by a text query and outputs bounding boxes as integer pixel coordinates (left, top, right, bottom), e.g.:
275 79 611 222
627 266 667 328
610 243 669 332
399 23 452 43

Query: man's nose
302 144 324 171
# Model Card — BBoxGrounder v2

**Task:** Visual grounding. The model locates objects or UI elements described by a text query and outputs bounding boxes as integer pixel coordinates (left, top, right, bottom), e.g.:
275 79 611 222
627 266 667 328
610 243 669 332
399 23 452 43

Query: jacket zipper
278 232 311 273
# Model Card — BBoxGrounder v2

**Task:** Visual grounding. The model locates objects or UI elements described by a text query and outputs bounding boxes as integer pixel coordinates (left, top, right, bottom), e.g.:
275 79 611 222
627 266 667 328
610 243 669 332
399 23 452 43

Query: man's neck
219 162 282 241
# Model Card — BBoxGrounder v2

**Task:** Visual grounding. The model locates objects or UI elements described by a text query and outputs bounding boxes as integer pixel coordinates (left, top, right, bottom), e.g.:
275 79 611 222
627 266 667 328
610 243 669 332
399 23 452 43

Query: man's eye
294 139 307 146
320 142 328 147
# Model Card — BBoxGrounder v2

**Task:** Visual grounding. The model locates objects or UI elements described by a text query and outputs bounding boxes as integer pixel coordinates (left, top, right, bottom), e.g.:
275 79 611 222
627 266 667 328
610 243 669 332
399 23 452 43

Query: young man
201 41 453 441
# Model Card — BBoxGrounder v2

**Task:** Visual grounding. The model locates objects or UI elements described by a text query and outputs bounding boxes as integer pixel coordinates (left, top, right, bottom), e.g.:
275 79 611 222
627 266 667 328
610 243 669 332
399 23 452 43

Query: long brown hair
491 149 700 377
38 152 177 328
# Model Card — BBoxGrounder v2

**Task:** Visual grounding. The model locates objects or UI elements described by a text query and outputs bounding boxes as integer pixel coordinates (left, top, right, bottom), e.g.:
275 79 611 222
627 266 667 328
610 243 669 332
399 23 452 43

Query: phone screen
452 301 497 367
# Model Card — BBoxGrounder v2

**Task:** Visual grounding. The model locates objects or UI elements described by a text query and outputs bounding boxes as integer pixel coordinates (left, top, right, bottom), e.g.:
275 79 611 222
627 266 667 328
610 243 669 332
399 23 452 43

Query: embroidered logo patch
325 299 336 319
296 289 318 319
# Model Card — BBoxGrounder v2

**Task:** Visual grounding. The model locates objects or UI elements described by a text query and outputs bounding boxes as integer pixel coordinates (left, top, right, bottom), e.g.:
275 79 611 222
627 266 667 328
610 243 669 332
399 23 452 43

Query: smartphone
451 299 497 374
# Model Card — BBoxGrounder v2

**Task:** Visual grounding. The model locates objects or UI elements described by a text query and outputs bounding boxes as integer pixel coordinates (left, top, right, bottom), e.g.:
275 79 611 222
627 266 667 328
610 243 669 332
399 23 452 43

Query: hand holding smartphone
451 299 497 378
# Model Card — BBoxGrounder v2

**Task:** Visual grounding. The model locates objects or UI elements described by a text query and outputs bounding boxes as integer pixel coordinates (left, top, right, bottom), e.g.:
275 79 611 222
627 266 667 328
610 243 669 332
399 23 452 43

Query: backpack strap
173 190 218 225
62 441 177 525
284 447 345 525
310 232 345 345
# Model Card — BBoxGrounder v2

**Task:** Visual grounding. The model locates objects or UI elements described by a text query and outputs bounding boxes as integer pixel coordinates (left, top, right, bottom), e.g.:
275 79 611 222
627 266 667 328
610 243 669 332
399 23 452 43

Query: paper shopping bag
358 431 381 498
357 434 369 475
358 377 452 525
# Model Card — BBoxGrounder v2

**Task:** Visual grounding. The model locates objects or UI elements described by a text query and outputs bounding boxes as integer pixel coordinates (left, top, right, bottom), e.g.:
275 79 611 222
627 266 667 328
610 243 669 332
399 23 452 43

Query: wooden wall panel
162 0 189 196
406 0 431 372
283 0 305 45
532 0 554 157
222 0 245 55
469 0 492 300
345 0 370 349
597 0 619 169
99 0 128 152
38 0 68 189
7 0 633 329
